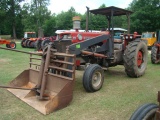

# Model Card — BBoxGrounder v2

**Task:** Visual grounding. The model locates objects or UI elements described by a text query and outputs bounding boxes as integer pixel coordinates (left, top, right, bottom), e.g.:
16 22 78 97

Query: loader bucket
4 45 76 115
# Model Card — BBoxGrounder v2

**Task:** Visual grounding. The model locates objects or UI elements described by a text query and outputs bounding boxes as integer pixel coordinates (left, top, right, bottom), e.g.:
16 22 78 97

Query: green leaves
129 0 160 33
1 1 159 38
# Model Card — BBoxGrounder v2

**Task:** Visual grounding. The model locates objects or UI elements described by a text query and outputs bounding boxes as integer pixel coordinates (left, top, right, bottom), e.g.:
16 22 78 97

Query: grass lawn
0 42 160 120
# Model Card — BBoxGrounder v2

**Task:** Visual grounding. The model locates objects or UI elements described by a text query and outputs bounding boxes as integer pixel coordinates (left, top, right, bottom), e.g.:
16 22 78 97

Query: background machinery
21 31 56 50
151 30 160 64
141 32 157 49
0 38 16 49
21 32 37 48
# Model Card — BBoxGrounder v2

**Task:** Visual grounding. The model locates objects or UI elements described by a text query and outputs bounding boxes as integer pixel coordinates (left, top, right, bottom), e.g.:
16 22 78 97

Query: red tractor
21 32 56 50
0 6 148 115
52 6 148 92
0 39 16 49
21 32 37 48
151 30 160 64
34 36 56 51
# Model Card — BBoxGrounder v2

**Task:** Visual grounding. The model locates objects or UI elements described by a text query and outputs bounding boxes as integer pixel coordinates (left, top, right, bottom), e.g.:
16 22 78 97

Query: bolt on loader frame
0 6 148 115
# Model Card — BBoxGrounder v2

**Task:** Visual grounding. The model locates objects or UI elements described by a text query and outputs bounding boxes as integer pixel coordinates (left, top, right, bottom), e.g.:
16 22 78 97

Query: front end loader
0 45 76 115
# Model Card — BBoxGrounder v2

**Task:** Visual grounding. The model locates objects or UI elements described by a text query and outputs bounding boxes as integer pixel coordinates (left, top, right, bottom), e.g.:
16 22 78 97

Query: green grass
0 43 160 120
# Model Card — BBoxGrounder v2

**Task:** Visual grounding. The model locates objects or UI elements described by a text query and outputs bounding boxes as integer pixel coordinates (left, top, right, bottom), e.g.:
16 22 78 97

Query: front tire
24 40 30 48
130 103 158 120
41 39 50 50
123 39 148 77
21 39 26 48
35 40 42 51
83 64 104 92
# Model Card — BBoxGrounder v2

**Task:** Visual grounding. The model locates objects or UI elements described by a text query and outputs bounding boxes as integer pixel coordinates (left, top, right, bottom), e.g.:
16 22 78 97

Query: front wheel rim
10 43 15 48
92 71 102 88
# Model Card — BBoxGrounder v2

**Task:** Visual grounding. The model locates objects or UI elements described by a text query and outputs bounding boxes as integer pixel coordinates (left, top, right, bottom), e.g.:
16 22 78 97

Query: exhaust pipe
86 6 89 32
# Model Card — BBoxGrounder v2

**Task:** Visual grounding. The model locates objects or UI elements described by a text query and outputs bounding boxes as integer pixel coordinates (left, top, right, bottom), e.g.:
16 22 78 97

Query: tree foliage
55 7 80 30
128 0 160 33
21 0 51 36
0 0 24 38
0 0 159 38
43 16 56 36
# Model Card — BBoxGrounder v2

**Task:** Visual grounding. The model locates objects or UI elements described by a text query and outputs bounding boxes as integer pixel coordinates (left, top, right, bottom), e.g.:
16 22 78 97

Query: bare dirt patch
0 58 11 63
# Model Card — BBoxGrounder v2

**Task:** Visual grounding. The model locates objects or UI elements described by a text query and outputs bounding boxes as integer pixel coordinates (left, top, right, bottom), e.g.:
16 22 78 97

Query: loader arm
68 34 113 58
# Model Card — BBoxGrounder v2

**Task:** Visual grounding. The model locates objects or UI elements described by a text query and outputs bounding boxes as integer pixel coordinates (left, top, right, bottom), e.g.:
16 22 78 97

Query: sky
24 0 133 14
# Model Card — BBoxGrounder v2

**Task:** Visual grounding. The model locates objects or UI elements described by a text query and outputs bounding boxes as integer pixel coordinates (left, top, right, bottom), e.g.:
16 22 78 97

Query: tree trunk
13 23 17 39
11 0 17 39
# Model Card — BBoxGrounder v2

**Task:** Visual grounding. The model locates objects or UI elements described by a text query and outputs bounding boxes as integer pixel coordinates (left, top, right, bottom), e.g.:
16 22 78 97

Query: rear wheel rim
137 51 143 67
10 43 15 48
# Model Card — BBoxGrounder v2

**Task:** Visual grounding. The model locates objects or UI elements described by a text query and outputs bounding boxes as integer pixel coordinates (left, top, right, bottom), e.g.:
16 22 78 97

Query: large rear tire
24 40 30 48
41 39 51 50
151 46 160 64
35 40 42 51
21 39 26 48
9 42 16 49
123 39 148 77
130 103 158 120
83 64 104 92
26 40 32 48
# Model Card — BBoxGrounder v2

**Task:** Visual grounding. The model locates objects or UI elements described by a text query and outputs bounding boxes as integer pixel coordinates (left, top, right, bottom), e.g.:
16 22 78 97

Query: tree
86 4 126 30
0 0 24 38
55 7 79 30
87 4 108 30
43 16 56 36
21 0 51 36
128 0 160 33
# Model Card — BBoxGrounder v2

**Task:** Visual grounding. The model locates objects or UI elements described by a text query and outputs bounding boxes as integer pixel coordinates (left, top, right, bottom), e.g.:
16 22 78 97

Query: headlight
77 34 83 40
125 36 128 39
130 36 133 39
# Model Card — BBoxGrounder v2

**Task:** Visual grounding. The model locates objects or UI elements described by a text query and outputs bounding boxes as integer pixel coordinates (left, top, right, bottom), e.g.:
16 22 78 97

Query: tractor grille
54 40 72 53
